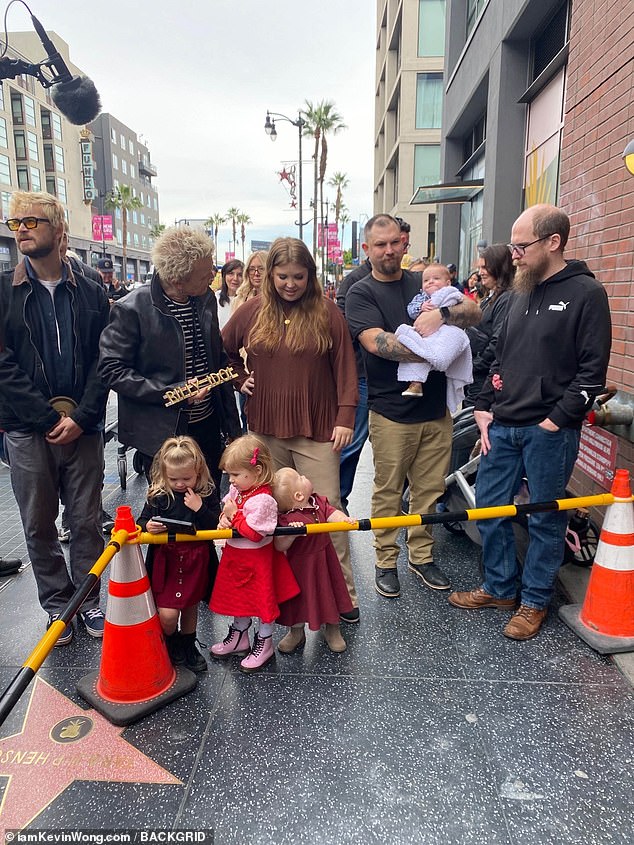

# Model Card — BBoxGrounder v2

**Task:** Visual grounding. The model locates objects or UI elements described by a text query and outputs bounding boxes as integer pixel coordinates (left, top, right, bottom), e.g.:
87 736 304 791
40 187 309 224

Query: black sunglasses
5 216 52 231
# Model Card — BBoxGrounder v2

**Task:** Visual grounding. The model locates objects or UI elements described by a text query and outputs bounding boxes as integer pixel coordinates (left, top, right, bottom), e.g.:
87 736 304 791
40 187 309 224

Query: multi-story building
432 0 572 280
88 113 159 282
374 0 446 260
0 30 158 281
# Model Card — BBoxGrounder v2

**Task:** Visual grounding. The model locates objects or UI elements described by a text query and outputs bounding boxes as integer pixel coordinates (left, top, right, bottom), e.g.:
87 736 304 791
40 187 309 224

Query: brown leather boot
503 606 548 640
448 586 516 609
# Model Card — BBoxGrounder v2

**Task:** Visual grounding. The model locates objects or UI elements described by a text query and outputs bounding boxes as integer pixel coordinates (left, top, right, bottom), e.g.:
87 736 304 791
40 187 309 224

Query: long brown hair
247 238 331 355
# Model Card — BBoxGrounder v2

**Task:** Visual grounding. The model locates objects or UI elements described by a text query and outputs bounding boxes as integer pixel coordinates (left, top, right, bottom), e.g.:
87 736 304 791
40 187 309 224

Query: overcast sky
7 0 376 255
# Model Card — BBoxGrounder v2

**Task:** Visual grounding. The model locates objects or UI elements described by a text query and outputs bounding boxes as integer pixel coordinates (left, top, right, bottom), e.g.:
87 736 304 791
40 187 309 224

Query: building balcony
138 159 157 178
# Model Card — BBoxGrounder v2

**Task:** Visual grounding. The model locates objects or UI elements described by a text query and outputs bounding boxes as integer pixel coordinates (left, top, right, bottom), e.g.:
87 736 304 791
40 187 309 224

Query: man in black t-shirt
346 215 481 599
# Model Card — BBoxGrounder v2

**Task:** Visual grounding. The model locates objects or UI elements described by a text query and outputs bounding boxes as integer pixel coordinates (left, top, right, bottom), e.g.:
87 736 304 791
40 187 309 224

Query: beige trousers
368 409 453 569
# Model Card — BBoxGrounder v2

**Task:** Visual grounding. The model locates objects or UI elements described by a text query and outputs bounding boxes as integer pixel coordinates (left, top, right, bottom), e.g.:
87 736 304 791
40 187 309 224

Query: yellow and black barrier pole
135 491 620 545
0 530 129 727
0 491 625 727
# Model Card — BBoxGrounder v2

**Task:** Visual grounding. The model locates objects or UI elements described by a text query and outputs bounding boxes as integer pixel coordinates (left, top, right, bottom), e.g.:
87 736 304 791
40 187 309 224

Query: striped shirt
162 294 212 423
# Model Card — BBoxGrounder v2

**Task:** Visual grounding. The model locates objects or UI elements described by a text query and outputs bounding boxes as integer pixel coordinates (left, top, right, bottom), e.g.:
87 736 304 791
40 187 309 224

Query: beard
18 241 57 260
373 255 402 277
514 254 552 294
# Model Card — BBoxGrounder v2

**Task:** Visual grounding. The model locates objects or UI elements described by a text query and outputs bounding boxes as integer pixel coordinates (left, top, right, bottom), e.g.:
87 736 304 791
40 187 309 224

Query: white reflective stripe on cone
109 544 148 584
106 591 157 626
594 498 634 571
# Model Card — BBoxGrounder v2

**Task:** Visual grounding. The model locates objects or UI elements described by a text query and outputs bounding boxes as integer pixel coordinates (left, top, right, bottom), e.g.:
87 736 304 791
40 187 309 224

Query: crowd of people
0 190 611 666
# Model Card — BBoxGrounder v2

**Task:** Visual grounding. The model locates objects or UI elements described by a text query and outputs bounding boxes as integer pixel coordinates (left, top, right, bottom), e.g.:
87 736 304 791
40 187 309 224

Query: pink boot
239 632 275 673
210 623 251 659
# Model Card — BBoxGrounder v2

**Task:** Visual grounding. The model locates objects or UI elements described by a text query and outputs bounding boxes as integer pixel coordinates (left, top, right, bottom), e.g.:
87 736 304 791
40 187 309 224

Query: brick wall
559 0 634 503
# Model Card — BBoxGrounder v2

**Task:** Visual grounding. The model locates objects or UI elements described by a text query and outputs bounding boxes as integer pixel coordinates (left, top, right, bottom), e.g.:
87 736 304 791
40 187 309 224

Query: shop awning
410 179 484 205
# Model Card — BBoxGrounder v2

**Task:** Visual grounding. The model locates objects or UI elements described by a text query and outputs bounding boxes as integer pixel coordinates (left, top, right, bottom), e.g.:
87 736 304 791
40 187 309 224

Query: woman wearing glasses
464 244 514 405
232 251 267 312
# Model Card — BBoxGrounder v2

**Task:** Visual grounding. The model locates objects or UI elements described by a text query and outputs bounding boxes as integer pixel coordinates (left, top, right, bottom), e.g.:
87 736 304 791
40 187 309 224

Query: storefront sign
80 130 97 203
92 215 113 241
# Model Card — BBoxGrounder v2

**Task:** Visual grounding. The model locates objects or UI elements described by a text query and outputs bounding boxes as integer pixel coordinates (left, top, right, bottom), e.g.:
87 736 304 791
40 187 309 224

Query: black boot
180 632 208 673
165 631 185 666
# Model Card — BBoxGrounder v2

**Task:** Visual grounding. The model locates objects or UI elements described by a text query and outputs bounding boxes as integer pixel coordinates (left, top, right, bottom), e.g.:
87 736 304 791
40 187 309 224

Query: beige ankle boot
277 624 306 654
323 623 346 653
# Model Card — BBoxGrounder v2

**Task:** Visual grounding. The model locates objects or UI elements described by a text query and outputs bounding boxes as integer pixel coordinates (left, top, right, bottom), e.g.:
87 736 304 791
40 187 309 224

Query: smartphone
154 517 197 535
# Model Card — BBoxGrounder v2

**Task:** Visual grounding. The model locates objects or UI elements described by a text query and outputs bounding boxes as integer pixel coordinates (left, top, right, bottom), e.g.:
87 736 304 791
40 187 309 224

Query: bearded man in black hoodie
449 204 611 641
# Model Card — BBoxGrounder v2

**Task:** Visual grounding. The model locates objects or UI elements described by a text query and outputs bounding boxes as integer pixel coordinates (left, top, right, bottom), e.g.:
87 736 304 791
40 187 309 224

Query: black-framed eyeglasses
248 267 263 275
5 216 51 231
507 234 554 256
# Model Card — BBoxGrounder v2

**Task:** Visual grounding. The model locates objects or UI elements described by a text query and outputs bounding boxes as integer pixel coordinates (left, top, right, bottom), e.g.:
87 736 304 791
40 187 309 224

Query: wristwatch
439 306 451 324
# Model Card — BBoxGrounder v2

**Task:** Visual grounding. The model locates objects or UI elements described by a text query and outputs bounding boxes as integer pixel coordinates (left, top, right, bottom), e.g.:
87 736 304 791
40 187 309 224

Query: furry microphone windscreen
51 76 101 125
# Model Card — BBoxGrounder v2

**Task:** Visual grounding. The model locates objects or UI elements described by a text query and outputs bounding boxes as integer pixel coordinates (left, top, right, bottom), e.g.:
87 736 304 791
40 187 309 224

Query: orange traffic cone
77 505 197 725
559 469 634 654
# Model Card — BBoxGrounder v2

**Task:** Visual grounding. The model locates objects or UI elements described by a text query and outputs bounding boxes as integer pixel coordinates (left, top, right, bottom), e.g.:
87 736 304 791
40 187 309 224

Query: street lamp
264 109 306 240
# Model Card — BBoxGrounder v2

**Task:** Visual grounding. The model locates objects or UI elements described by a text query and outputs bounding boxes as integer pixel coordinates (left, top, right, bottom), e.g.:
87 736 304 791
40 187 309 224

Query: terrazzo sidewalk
0 432 632 844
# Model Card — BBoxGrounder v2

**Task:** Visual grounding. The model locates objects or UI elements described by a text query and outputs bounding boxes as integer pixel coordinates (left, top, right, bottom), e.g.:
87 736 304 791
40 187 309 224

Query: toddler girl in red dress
209 435 299 672
273 467 355 654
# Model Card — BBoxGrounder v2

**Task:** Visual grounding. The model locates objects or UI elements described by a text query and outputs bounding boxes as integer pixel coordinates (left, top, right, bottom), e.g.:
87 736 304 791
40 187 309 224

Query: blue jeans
339 377 368 506
475 422 580 609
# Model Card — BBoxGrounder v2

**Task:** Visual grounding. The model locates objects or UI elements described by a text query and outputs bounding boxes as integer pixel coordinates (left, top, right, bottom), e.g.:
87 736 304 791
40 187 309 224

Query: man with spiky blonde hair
99 226 240 493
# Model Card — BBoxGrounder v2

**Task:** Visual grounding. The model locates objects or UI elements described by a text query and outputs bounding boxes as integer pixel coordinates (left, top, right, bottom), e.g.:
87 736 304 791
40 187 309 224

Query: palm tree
205 213 226 256
328 172 349 235
226 207 241 255
339 209 350 252
105 184 142 281
303 100 346 261
338 208 350 280
149 223 166 240
236 212 252 260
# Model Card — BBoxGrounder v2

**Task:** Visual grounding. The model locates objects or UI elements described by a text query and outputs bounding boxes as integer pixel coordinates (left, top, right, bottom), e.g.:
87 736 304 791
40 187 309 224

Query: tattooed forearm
374 331 422 362
446 298 481 329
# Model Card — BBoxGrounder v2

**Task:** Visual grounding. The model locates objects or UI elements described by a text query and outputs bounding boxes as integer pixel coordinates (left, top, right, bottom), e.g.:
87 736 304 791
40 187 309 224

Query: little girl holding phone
139 436 220 673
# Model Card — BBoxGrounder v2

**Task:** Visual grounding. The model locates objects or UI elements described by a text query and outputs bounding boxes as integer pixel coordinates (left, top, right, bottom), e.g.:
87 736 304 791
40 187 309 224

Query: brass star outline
0 678 181 831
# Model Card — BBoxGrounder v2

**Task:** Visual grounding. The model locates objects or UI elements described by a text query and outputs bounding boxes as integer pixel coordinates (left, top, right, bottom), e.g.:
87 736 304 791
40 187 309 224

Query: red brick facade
559 0 634 501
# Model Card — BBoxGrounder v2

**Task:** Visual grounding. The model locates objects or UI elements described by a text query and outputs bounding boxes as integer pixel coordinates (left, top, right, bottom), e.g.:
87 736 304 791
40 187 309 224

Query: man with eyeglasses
449 204 611 641
0 191 110 644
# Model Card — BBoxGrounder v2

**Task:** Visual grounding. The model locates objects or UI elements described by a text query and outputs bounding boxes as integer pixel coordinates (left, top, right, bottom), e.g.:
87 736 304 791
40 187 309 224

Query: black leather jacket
98 272 241 457
0 259 109 434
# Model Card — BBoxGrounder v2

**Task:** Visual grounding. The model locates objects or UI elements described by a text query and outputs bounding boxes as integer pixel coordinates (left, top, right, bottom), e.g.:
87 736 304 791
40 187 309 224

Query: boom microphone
51 76 101 125
30 13 101 124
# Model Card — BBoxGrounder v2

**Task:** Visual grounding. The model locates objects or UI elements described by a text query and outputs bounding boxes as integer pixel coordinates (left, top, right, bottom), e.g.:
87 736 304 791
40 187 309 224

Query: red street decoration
277 163 297 210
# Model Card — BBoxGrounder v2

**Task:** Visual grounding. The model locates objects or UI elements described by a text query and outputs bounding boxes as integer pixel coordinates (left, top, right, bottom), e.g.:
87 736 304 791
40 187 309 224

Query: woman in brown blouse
222 237 360 615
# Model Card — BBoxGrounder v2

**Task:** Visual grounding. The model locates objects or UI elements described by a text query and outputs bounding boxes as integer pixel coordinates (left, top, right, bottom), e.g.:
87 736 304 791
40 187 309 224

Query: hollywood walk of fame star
0 678 181 831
